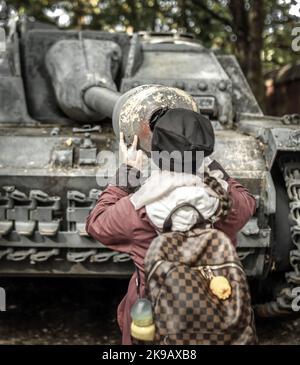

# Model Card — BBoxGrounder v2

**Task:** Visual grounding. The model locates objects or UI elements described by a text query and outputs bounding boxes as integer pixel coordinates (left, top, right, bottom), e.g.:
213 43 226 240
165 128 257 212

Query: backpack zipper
196 262 244 271
147 261 243 283
194 262 244 280
147 260 164 283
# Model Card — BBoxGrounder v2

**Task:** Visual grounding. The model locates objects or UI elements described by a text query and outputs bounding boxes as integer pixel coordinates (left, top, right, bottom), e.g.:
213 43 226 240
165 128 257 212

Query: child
86 108 256 345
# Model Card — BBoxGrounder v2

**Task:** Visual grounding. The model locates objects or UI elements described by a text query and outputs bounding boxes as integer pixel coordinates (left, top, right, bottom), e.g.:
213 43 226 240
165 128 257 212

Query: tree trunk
177 0 189 32
229 0 265 108
247 0 266 108
228 0 249 76
127 0 140 32
150 0 159 30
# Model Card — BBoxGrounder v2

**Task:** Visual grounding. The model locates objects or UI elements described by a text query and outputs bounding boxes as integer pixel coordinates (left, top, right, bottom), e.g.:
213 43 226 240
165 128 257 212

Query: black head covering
151 108 215 173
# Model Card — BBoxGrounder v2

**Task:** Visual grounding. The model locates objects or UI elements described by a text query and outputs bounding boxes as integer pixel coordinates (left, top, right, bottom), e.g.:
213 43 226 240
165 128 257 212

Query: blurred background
0 0 299 115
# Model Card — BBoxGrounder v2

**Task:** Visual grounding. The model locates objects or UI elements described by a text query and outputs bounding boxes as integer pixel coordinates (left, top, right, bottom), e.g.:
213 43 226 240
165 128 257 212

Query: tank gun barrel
83 86 120 120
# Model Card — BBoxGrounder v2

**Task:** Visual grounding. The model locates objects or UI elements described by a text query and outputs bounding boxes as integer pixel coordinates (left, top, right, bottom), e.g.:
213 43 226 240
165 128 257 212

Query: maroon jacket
86 175 256 345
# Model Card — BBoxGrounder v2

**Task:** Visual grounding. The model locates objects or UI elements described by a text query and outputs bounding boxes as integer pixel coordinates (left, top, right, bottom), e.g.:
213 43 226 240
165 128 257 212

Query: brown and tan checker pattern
144 228 257 345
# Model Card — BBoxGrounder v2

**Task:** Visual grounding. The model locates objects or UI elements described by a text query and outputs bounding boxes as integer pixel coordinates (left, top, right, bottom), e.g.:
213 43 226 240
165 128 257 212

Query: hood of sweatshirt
130 166 227 232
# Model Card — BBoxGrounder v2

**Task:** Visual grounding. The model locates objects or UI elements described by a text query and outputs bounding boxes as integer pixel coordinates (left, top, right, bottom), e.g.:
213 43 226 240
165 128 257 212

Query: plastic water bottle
130 298 155 342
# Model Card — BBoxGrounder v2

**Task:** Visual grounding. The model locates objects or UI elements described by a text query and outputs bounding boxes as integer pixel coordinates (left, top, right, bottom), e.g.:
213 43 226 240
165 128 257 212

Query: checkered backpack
144 203 257 345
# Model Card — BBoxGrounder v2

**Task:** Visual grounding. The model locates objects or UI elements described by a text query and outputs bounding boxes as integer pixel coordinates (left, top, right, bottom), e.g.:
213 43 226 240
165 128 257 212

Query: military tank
0 18 299 317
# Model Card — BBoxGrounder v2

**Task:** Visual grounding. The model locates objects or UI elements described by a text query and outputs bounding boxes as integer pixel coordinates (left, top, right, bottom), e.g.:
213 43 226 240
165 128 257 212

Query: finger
119 132 127 152
135 150 144 169
131 135 138 151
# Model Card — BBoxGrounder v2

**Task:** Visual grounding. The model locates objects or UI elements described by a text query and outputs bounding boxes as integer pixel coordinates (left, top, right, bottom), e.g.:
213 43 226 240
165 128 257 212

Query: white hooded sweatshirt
130 159 228 232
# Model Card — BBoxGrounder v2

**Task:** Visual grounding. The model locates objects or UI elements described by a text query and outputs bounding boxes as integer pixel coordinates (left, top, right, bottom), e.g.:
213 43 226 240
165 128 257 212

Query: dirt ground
0 277 299 345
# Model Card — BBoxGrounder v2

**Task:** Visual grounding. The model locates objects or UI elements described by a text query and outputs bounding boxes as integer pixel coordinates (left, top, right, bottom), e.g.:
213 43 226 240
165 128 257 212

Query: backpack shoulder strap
135 265 141 298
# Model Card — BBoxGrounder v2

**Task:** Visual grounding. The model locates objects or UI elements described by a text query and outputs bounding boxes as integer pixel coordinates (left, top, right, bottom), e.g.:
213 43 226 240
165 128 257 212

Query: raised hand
119 132 144 170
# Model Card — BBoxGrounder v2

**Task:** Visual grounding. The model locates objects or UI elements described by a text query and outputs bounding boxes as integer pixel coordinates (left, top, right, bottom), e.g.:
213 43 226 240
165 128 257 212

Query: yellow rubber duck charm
209 276 232 300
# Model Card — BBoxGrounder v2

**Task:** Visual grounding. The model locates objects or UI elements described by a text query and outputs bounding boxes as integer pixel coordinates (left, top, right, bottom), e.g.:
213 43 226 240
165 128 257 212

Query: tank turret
45 36 198 152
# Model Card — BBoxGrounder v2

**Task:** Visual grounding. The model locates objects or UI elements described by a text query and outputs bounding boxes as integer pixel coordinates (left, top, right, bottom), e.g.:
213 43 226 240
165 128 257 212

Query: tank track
255 160 300 317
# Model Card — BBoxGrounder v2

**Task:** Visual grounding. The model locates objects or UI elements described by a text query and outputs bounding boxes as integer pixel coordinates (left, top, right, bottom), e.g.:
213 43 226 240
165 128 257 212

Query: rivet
218 81 227 91
198 81 207 91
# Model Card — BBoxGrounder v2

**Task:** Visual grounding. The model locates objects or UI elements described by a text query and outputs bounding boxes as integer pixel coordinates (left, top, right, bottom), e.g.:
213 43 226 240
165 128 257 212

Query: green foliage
2 0 298 103
4 0 296 71
263 0 298 72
